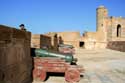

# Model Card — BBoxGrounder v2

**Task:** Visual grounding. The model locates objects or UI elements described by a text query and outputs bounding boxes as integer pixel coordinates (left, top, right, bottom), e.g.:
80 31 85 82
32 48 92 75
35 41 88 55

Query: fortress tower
96 5 108 42
96 5 108 32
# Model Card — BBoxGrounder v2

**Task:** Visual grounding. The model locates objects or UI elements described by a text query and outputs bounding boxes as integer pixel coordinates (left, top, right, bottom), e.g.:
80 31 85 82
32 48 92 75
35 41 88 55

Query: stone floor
33 48 125 83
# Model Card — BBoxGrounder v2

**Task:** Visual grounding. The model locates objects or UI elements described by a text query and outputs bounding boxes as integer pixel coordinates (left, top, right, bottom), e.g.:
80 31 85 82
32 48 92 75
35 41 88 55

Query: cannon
58 44 75 54
32 48 84 82
34 48 77 64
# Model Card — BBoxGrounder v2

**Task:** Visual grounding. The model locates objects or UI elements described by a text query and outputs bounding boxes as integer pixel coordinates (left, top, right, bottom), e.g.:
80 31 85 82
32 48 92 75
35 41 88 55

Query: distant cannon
58 44 75 54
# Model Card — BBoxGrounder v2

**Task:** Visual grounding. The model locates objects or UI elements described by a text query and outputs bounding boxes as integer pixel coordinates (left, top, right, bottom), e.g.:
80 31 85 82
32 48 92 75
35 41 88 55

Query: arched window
117 24 121 37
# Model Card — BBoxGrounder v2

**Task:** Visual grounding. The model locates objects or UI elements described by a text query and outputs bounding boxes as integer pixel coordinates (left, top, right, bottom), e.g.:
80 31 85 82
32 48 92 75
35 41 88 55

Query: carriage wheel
33 68 47 81
39 69 46 81
65 69 80 82
33 69 41 80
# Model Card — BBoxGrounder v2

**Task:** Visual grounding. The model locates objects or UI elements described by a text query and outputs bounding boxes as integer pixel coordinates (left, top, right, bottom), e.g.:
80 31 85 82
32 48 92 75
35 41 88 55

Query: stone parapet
0 25 32 83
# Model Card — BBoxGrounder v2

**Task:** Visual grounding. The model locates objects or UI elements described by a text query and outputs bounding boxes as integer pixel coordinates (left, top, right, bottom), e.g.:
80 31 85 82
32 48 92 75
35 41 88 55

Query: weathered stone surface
0 25 32 83
46 32 80 48
107 41 125 52
31 34 51 49
12 28 31 40
0 25 12 41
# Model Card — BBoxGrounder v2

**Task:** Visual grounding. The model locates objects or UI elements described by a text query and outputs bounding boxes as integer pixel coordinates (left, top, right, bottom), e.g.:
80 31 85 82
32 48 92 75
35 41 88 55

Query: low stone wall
107 41 125 52
0 25 33 83
31 34 51 49
84 41 107 49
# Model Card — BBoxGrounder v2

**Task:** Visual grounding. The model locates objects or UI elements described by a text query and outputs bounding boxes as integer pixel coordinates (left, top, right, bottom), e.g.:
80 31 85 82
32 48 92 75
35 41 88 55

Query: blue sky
0 0 125 34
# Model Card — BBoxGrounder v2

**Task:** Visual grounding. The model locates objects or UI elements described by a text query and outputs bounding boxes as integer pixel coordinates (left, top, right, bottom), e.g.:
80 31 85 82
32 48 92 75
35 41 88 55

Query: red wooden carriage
33 57 84 82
